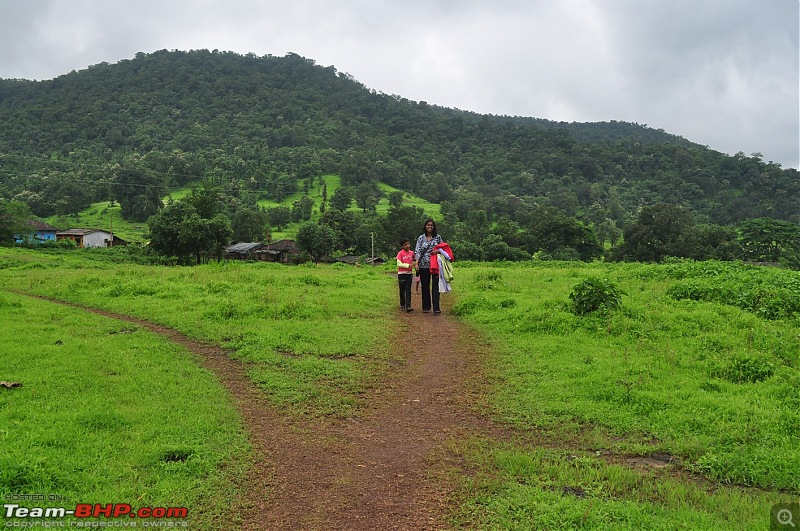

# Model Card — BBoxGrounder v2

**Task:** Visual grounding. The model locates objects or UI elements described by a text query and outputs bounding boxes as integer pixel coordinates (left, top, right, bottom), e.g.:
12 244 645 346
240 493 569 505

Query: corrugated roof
225 242 263 253
57 228 105 236
264 239 299 252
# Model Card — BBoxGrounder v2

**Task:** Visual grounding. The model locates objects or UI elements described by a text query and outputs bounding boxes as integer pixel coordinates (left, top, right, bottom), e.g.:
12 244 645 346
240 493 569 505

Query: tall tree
111 164 166 222
0 200 32 244
147 200 231 265
266 206 292 230
232 207 269 242
330 187 354 211
738 218 800 266
291 196 314 222
354 181 380 212
612 204 697 262
296 222 336 263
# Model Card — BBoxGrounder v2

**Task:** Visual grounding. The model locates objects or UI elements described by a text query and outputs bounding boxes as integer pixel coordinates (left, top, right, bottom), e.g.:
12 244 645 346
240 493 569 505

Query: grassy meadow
0 289 249 527
448 260 800 529
255 173 441 218
0 248 398 416
1 247 798 529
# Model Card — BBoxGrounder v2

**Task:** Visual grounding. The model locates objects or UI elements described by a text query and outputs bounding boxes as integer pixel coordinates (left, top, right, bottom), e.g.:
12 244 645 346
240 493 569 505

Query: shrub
569 277 623 315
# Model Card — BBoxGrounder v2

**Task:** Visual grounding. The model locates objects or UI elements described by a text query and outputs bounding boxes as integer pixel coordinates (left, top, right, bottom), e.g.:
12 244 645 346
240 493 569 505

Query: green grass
0 248 398 417
257 174 441 240
4 248 797 528
164 187 192 202
451 439 778 530
0 291 249 527
447 259 799 528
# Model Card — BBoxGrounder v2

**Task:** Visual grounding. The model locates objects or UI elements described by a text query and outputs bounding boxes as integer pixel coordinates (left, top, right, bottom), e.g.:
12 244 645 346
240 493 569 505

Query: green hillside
0 49 796 228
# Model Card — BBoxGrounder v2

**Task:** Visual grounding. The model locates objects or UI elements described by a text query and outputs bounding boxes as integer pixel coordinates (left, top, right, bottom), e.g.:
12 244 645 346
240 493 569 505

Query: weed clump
568 277 623 315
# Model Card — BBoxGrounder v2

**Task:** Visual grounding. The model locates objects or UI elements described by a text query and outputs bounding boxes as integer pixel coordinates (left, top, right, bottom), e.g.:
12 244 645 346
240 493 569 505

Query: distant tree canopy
612 204 698 262
1 50 798 266
738 218 800 267
0 49 796 231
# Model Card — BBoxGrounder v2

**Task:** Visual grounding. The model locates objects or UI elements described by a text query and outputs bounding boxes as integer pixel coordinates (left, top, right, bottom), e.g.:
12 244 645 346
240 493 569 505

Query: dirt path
19 291 502 530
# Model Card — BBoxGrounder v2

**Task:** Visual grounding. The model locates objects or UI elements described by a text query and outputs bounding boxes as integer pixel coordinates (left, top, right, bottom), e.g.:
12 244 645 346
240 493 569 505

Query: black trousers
419 268 440 312
398 274 413 308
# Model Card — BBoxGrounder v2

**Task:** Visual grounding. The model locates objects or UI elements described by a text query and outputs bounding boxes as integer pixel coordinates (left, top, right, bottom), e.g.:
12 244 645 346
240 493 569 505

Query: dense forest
0 49 798 264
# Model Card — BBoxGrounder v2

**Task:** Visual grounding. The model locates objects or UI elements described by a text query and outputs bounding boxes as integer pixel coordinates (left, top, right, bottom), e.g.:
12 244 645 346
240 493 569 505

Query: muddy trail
21 291 506 530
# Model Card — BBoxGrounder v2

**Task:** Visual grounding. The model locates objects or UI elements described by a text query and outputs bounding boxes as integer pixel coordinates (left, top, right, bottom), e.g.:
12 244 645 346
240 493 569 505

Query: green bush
568 277 623 315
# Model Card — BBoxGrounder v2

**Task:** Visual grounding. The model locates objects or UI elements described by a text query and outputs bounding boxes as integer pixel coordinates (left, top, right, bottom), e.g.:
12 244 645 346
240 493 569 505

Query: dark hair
422 218 437 236
399 237 410 246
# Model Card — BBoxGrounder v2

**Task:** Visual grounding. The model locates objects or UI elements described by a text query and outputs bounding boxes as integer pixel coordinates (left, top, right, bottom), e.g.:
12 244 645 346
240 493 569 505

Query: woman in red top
414 219 443 314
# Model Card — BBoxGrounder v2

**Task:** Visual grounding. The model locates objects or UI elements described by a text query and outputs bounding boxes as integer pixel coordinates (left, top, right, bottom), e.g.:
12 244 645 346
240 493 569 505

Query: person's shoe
405 307 413 312
422 309 430 313
433 310 441 314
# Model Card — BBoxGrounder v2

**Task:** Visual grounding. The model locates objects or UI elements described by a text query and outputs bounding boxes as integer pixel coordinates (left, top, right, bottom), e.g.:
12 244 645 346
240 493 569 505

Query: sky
1 0 798 169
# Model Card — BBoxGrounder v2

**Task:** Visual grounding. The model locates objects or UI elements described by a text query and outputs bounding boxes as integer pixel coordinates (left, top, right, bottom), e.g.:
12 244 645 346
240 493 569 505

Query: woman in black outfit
414 218 443 314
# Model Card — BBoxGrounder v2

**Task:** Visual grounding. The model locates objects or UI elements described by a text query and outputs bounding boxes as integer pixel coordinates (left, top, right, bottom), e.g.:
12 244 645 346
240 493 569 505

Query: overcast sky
1 0 797 169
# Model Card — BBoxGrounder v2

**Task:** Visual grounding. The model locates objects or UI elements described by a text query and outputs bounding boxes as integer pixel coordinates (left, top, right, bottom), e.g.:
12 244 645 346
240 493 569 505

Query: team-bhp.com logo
4 503 188 519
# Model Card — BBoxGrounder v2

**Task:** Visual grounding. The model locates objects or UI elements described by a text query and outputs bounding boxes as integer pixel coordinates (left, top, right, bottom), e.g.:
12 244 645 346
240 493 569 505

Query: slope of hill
0 49 797 226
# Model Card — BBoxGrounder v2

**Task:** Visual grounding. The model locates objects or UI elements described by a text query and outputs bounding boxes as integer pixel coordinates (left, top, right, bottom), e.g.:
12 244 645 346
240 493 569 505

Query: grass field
0 248 397 416
0 289 249 527
1 247 798 529
447 260 800 529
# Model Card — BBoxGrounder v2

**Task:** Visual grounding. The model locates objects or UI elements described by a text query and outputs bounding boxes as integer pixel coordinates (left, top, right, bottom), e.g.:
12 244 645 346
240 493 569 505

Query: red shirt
396 249 414 274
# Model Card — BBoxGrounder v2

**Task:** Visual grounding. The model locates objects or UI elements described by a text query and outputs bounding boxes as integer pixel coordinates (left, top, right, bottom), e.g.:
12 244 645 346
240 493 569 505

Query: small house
15 220 60 244
224 242 263 260
255 239 300 263
56 228 126 248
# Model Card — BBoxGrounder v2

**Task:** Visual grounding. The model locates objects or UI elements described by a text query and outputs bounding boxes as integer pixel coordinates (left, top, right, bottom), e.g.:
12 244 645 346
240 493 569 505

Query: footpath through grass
449 259 800 530
0 290 248 527
0 248 396 528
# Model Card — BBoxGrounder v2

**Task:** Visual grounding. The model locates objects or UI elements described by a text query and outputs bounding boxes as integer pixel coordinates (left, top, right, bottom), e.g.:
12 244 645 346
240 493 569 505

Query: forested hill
0 48 797 226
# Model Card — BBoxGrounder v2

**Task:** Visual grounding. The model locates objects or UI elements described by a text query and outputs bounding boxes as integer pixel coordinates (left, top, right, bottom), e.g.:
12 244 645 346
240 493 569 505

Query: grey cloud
0 0 796 167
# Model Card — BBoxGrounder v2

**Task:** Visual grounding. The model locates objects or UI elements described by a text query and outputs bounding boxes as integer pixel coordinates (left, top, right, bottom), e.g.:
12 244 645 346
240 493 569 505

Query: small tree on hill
296 222 337 263
330 187 354 211
232 207 269 242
